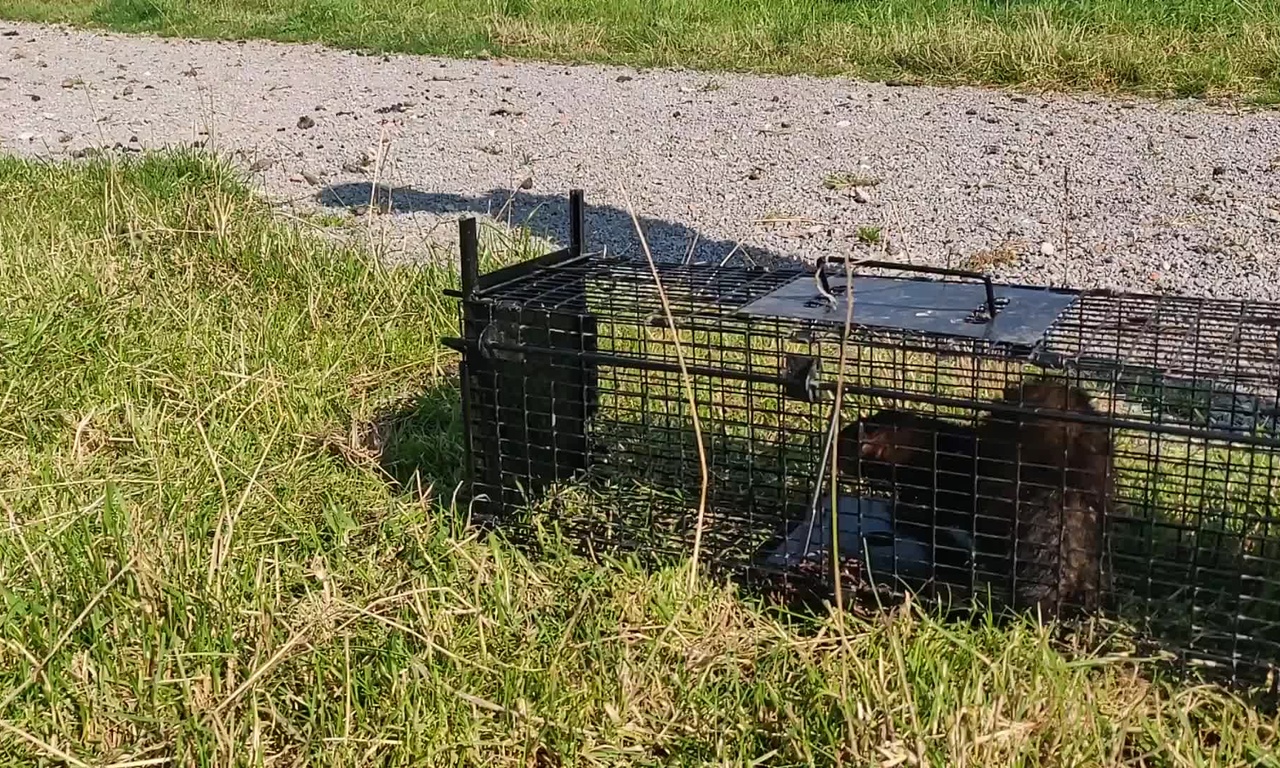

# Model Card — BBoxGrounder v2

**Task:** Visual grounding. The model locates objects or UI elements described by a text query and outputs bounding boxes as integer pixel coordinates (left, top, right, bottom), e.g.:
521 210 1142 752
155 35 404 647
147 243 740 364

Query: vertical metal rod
458 356 476 514
460 216 479 298
569 188 585 258
456 215 480 517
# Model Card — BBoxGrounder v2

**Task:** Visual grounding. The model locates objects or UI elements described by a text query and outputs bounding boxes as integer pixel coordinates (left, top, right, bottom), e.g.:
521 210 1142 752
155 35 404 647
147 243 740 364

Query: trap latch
815 257 1004 323
784 354 823 403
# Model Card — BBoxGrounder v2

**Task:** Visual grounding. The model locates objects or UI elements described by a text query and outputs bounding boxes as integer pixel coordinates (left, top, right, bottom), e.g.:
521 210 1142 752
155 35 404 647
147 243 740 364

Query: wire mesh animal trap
443 190 1280 684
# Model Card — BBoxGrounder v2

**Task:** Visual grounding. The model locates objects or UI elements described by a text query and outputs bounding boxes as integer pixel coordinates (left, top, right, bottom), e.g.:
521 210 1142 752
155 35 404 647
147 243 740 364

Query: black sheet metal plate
735 273 1080 348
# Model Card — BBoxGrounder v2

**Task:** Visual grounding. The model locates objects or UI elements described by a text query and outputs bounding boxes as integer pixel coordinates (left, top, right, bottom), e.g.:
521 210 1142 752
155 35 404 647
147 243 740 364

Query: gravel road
2 21 1279 300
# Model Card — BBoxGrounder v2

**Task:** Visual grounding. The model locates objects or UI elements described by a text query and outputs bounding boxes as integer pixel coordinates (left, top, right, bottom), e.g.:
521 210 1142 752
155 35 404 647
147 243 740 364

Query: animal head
836 410 945 476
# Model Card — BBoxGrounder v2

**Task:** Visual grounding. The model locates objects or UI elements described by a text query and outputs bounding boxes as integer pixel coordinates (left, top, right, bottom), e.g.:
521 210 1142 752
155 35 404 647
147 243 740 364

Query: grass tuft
856 225 883 246
0 151 1278 764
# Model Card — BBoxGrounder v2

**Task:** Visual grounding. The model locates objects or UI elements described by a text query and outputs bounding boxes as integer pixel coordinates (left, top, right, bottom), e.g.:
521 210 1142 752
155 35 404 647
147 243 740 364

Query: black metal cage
443 190 1280 684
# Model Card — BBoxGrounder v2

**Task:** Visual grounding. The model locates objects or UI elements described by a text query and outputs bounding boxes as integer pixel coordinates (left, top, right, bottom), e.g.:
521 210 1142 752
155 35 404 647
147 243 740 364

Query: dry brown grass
961 239 1028 272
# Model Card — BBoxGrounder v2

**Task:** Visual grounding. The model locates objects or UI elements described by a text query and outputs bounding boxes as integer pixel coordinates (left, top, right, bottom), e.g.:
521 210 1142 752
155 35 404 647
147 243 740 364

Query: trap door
462 298 599 517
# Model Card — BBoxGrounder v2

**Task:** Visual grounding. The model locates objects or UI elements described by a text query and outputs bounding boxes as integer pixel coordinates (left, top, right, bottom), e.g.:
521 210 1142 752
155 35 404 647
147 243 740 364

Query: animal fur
980 378 1113 618
842 378 1114 620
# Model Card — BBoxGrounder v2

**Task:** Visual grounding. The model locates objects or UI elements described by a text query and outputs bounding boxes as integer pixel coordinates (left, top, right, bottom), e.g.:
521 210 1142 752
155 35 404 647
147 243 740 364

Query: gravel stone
1 21 1279 300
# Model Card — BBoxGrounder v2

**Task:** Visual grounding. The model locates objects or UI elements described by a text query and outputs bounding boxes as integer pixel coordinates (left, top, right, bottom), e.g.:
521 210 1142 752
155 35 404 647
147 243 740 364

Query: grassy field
1 152 1279 766
1 0 1278 102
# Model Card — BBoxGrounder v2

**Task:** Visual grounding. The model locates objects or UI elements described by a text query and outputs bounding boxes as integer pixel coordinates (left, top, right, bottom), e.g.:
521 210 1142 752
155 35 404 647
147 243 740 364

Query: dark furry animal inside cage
444 190 1280 685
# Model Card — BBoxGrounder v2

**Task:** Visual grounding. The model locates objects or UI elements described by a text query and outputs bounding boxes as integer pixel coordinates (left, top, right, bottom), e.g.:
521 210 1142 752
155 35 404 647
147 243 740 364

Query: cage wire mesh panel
445 191 1280 684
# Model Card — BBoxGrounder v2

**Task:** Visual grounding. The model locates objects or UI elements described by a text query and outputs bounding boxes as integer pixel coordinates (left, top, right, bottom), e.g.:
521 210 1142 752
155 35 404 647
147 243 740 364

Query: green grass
2 151 1280 766
2 0 1278 101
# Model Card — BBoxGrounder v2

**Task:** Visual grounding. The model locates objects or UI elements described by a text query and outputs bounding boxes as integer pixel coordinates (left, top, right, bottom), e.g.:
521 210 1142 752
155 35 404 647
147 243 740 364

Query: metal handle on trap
814 257 1001 321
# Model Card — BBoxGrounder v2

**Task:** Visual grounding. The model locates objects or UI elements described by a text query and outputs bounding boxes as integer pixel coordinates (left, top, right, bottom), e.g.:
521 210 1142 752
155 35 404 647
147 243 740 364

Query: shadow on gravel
315 181 777 265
